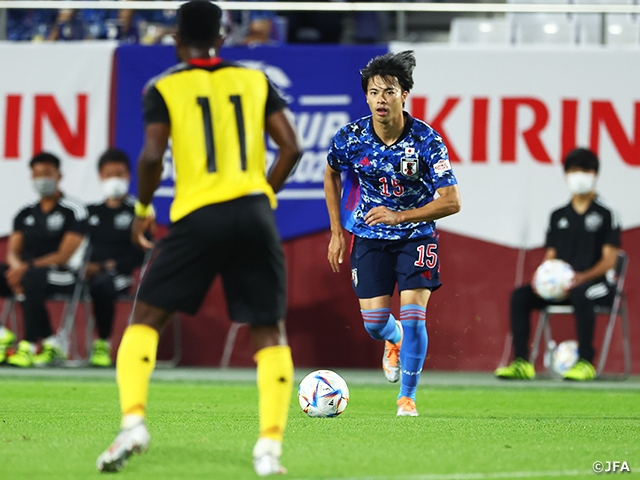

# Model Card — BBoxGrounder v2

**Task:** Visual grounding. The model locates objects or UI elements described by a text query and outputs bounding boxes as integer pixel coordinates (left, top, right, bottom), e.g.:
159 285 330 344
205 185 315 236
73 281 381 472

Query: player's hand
364 206 402 226
570 271 588 289
328 231 346 273
5 262 28 291
132 215 156 251
85 262 101 280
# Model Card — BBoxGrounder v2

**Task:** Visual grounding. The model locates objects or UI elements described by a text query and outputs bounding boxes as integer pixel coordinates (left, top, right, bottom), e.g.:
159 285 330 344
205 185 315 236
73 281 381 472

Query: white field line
294 470 592 480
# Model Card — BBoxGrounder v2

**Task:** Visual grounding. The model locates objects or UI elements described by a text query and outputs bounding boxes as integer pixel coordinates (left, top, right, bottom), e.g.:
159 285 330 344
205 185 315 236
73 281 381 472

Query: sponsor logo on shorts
351 268 358 287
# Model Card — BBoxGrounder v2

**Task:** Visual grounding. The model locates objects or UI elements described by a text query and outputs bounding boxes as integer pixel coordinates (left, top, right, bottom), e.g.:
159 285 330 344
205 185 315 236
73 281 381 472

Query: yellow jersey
142 57 286 222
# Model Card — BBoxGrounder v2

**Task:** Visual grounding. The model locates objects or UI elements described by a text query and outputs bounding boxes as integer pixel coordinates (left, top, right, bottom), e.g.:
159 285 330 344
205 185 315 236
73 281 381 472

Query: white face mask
33 177 58 198
101 177 130 199
566 172 596 195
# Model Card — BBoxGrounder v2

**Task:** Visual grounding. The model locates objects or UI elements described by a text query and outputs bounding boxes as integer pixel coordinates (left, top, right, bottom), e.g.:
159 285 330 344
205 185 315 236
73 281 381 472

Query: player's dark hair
563 148 599 173
360 51 416 93
98 148 131 172
29 152 60 170
177 0 223 48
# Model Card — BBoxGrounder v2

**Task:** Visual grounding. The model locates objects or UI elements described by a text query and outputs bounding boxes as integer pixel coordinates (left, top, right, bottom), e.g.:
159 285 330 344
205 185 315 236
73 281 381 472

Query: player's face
31 162 61 182
366 75 408 125
99 162 130 181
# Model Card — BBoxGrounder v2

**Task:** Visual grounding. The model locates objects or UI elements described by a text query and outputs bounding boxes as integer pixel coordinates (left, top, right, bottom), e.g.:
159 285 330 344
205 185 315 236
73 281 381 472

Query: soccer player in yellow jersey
96 1 302 476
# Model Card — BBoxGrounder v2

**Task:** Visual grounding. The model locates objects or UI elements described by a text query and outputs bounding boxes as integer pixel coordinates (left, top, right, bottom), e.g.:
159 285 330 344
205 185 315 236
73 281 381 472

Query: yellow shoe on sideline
563 359 596 381
494 358 536 380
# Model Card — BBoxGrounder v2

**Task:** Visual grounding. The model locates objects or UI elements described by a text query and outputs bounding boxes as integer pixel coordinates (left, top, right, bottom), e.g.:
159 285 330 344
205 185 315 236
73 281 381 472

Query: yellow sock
255 345 294 442
116 324 159 418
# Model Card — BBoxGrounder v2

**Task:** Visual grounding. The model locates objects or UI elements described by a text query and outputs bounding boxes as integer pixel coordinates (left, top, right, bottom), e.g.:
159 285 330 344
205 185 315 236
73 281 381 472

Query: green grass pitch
1 370 639 480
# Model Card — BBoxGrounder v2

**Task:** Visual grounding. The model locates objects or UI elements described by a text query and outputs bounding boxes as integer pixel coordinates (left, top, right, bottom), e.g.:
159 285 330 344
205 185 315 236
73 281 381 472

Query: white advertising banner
0 42 116 237
391 43 640 248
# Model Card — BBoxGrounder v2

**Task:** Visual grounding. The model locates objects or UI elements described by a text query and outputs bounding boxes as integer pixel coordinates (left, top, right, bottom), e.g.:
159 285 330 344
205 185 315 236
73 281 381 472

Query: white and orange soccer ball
298 370 349 418
533 259 575 302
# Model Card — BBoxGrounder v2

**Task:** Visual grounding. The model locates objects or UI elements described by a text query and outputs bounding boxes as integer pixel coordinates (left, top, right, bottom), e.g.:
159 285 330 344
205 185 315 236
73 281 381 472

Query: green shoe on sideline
0 327 16 363
7 340 35 368
495 358 536 380
90 339 112 367
33 339 66 367
563 359 596 381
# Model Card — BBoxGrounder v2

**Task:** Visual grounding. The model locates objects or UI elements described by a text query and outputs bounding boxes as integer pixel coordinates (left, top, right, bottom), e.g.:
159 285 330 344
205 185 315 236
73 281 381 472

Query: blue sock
361 309 401 344
398 304 428 401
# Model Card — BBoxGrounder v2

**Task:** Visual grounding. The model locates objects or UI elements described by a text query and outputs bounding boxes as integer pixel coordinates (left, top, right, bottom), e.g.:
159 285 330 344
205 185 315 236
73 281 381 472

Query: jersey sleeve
143 84 170 125
544 211 558 250
65 206 89 236
425 133 457 189
327 128 350 172
265 80 287 118
604 209 621 247
12 208 28 232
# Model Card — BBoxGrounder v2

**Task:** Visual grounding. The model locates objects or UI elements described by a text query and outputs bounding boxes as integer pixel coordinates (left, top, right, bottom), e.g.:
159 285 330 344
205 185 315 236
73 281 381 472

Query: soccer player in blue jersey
324 51 461 416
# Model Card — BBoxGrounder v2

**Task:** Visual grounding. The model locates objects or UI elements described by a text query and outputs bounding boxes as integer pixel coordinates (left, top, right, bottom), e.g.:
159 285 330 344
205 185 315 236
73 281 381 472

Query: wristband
134 201 154 218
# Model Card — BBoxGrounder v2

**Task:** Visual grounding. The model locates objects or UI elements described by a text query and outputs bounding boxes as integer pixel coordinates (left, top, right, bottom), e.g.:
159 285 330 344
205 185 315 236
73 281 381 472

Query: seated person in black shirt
86 148 146 367
0 152 88 367
495 148 620 382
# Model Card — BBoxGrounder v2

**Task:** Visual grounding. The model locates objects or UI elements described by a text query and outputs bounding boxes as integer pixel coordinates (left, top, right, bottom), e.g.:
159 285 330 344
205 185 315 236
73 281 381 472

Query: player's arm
365 184 461 226
33 232 85 268
131 122 167 250
5 232 27 292
265 108 302 193
573 244 619 286
542 248 556 262
324 165 346 273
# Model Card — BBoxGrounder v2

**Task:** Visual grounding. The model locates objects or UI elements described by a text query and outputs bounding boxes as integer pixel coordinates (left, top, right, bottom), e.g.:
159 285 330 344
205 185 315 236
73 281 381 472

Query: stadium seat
514 15 577 44
529 250 631 379
574 0 635 46
605 13 640 46
0 244 92 366
449 18 512 44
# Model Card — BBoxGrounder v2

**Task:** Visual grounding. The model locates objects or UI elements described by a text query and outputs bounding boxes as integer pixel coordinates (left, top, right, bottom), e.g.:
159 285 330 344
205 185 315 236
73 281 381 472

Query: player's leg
495 285 546 380
0 264 17 363
97 208 220 472
88 272 120 367
222 195 293 476
394 236 442 415
396 288 430 416
10 267 64 367
351 237 401 381
563 280 613 381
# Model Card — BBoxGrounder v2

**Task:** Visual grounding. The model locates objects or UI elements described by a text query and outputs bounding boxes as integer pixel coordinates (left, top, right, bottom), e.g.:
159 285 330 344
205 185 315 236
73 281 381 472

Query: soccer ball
298 370 349 418
552 340 579 374
532 259 575 301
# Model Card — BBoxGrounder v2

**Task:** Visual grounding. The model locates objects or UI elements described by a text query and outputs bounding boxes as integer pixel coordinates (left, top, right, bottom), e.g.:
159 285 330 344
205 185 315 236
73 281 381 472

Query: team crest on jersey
114 212 133 230
351 268 358 287
46 211 65 231
585 212 603 232
401 147 419 177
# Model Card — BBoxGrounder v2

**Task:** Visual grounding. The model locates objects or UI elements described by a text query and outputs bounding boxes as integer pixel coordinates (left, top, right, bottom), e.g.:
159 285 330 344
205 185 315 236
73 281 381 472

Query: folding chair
83 248 182 368
529 250 631 379
0 242 92 366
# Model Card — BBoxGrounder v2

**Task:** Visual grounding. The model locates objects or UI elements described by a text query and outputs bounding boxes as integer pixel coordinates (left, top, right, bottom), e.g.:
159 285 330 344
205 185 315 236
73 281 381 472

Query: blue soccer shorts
349 234 442 299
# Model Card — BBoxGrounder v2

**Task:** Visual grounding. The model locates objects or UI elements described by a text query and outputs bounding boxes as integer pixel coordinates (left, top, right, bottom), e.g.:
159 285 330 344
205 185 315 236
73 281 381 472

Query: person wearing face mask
0 152 89 367
85 148 147 367
495 148 620 382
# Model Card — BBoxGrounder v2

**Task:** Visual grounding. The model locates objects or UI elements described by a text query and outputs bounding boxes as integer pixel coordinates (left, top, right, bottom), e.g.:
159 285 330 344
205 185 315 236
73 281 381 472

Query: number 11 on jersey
196 96 247 173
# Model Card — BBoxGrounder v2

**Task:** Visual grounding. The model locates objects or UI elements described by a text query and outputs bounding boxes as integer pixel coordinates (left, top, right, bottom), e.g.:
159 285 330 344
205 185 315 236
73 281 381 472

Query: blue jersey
328 113 458 241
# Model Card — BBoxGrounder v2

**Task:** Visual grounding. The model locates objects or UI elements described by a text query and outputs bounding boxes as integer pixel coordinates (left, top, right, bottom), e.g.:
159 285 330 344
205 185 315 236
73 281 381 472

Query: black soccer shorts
138 195 286 325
